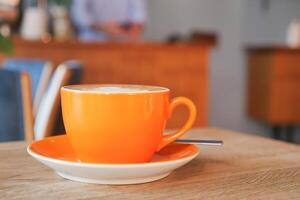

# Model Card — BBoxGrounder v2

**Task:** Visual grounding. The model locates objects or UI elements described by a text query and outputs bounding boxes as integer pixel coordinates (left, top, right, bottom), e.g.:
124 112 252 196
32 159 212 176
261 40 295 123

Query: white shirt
71 0 146 41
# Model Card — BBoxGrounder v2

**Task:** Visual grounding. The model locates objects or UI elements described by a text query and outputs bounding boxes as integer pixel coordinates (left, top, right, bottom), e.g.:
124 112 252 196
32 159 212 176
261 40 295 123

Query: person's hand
126 24 143 41
92 20 126 37
91 20 144 41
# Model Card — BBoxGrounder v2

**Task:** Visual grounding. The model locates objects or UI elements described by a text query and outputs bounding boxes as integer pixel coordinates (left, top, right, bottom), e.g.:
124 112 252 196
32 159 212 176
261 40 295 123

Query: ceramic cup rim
61 84 170 95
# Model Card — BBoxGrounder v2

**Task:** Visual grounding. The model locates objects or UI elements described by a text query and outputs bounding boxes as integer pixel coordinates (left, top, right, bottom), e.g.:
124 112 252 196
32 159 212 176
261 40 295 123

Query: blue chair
34 60 83 139
3 58 54 116
54 60 83 134
0 69 34 142
62 60 83 85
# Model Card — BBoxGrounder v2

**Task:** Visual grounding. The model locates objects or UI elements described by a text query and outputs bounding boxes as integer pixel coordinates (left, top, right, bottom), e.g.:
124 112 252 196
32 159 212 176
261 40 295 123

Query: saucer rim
27 139 199 168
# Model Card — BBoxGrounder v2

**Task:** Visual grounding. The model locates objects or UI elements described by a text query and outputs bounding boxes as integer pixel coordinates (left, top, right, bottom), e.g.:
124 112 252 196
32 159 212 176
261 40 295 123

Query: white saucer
27 135 199 185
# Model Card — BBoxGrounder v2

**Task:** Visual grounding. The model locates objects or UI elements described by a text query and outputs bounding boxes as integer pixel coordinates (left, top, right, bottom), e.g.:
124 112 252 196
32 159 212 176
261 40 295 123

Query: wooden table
1 128 300 199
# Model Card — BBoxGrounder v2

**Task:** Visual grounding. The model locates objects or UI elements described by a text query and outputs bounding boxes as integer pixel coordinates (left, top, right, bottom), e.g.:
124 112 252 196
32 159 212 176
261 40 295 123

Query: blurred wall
242 0 300 44
144 0 300 139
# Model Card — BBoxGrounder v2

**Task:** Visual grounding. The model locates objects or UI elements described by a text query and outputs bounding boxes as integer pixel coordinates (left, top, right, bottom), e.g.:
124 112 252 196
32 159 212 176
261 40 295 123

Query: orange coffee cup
61 84 196 163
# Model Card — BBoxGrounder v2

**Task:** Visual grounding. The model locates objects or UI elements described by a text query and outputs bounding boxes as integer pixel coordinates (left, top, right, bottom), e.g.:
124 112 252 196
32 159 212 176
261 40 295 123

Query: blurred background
0 0 299 143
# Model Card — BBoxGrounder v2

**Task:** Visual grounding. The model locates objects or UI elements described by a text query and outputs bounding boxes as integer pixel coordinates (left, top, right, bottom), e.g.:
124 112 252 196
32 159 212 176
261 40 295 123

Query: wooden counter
0 37 216 128
247 46 300 140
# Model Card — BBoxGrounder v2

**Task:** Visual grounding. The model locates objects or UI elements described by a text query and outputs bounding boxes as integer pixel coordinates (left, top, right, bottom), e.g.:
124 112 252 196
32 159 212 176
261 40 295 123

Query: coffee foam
64 85 169 93
80 86 150 93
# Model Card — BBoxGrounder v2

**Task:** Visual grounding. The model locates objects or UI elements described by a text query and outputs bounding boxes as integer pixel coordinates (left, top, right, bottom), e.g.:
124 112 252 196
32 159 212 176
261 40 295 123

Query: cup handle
156 97 197 151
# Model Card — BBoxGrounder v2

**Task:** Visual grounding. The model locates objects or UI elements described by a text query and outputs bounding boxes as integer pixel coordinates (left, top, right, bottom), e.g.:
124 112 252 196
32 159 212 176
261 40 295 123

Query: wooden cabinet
247 46 300 140
0 37 216 129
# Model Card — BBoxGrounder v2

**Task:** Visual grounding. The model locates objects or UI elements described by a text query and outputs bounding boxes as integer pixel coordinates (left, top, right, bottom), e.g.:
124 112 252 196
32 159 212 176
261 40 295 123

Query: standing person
71 0 146 42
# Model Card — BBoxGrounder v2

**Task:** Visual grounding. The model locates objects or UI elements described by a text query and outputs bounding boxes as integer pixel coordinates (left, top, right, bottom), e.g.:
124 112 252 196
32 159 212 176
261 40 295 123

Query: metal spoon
175 139 223 146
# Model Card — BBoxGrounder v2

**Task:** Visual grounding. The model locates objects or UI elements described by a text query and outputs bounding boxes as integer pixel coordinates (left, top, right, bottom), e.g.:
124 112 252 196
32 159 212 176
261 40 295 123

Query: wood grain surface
1 128 300 199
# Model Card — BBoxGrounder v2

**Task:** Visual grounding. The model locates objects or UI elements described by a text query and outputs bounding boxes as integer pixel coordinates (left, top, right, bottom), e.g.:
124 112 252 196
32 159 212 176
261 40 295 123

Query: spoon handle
175 139 223 146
